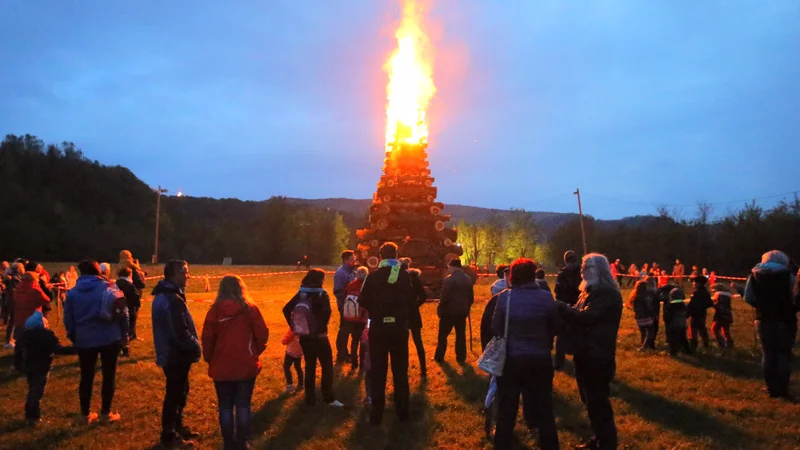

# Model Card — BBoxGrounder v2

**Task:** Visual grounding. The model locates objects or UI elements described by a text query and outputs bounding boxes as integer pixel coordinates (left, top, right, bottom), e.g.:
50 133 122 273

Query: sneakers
78 412 99 425
282 384 296 395
99 412 121 424
3 342 14 349
328 400 345 407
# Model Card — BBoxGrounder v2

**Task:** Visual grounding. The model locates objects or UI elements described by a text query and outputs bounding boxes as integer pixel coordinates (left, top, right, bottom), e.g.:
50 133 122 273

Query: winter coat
438 268 474 318
554 263 581 306
23 326 75 375
281 330 303 358
116 277 141 310
712 292 734 325
490 279 507 297
282 288 332 336
64 275 128 348
558 284 623 360
480 294 498 351
536 279 552 294
632 291 656 326
664 301 688 329
360 264 416 328
407 269 427 330
202 299 269 381
745 262 798 327
13 277 50 329
491 283 560 358
688 288 713 319
152 280 200 367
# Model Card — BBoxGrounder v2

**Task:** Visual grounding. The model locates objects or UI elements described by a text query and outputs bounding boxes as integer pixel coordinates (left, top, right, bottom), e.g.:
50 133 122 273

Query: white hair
761 250 789 266
356 266 369 281
99 262 111 275
580 253 619 292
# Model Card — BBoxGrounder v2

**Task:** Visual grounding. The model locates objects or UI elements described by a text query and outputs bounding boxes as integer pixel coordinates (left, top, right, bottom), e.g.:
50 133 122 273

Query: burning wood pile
357 141 462 295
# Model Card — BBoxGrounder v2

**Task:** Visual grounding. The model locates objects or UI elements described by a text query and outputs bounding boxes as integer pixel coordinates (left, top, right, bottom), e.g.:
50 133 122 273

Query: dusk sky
2 1 799 220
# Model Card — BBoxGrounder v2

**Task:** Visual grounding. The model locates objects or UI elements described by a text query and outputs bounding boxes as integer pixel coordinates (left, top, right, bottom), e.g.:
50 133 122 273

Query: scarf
379 259 401 284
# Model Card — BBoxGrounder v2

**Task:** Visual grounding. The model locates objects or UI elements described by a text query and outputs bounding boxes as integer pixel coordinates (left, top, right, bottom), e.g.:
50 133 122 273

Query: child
280 328 304 395
629 281 656 351
535 269 551 293
359 321 371 404
664 288 692 356
203 276 211 293
708 271 718 287
710 283 734 348
22 311 75 424
688 275 713 350
658 270 670 288
343 267 369 370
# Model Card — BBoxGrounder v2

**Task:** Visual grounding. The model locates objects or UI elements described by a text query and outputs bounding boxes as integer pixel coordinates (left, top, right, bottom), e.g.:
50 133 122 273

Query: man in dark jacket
744 250 798 400
553 250 581 371
152 260 201 447
116 267 143 357
400 258 428 379
333 250 357 364
434 258 474 363
557 254 622 450
688 275 712 350
359 242 417 424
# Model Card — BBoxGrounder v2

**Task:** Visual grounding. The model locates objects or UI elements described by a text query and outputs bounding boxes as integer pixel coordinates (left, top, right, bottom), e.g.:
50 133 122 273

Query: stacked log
357 142 462 296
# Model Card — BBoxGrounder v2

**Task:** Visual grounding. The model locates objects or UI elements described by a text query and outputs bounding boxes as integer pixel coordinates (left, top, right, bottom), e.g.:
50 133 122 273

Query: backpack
100 285 127 321
343 292 362 321
291 294 317 336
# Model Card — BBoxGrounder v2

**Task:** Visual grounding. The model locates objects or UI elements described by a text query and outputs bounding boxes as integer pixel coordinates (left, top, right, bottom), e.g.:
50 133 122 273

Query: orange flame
384 1 435 150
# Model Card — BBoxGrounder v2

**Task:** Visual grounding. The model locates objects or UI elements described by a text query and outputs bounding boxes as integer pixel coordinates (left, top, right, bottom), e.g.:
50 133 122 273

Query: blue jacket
492 283 560 358
333 265 356 312
152 280 200 368
64 275 128 348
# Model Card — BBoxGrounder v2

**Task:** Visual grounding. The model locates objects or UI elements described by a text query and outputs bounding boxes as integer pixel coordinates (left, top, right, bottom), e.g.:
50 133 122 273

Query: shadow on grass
261 374 361 449
344 379 435 450
673 351 762 380
614 379 749 446
251 391 290 436
439 361 485 407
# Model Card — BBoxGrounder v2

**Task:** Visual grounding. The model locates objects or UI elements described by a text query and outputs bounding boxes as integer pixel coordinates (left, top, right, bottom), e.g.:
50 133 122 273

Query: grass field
0 264 798 450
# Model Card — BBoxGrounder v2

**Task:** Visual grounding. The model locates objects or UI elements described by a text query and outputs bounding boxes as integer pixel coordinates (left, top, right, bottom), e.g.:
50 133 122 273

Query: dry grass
0 265 798 449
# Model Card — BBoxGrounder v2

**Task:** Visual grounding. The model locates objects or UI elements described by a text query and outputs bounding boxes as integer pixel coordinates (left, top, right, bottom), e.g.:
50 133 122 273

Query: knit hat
25 311 48 330
669 287 686 303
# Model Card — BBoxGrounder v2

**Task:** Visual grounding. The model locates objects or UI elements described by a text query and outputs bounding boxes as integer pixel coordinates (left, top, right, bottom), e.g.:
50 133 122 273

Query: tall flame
384 1 435 150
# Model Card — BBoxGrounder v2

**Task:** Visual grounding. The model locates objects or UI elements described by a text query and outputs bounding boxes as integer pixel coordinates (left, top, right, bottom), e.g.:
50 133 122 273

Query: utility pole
153 186 168 264
574 188 588 255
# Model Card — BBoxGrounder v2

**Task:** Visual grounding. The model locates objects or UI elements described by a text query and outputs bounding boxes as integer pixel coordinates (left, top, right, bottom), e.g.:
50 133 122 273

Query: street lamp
153 186 168 264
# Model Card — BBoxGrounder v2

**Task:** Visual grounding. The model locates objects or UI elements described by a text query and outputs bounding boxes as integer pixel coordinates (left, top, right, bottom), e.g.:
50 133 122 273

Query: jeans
712 322 734 348
78 343 120 416
283 354 304 387
758 321 796 397
25 372 48 420
369 325 410 424
410 327 427 375
667 327 691 355
689 315 709 349
299 336 334 405
335 310 349 362
495 356 559 450
574 355 617 450
128 307 139 339
345 321 366 367
214 378 256 448
161 362 192 442
434 315 467 362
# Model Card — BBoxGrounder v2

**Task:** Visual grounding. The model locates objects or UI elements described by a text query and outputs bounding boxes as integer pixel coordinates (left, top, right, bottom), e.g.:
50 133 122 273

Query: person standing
64 259 128 425
553 250 581 371
688 275 712 350
673 259 685 286
115 267 139 357
433 258 474 364
333 250 357 364
557 254 622 450
342 266 370 370
492 258 560 450
202 275 269 450
710 283 734 348
628 281 656 351
12 272 51 371
400 258 427 379
119 250 147 341
152 260 201 447
4 263 24 348
744 250 797 400
490 265 509 297
282 269 343 407
359 242 416 424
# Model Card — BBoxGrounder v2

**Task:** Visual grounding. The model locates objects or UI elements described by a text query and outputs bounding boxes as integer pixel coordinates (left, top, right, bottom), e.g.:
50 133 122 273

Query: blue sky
2 1 799 219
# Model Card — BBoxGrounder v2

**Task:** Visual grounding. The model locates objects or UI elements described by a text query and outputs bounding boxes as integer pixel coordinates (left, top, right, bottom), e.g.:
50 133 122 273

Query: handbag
478 291 511 376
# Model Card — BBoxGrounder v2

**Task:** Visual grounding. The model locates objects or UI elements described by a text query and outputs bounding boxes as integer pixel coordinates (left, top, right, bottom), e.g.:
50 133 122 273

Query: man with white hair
744 250 797 401
557 253 622 450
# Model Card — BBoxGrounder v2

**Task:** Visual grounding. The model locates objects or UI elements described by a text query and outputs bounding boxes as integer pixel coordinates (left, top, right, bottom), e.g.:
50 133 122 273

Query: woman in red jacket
202 275 269 450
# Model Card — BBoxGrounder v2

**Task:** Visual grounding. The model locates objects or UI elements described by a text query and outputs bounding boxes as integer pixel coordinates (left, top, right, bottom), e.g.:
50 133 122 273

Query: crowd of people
0 246 797 450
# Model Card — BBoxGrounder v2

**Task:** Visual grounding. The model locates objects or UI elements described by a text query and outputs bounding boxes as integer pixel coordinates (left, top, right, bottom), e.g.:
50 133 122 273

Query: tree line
0 134 350 265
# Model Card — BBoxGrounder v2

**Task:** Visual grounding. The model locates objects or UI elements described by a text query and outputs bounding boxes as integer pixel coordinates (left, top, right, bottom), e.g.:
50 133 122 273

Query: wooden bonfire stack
357 142 463 296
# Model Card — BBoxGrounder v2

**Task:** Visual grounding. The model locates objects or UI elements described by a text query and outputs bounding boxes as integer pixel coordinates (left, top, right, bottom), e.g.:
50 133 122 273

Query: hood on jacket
752 261 790 276
152 279 183 296
74 275 110 293
25 311 47 329
408 268 421 277
214 299 248 318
